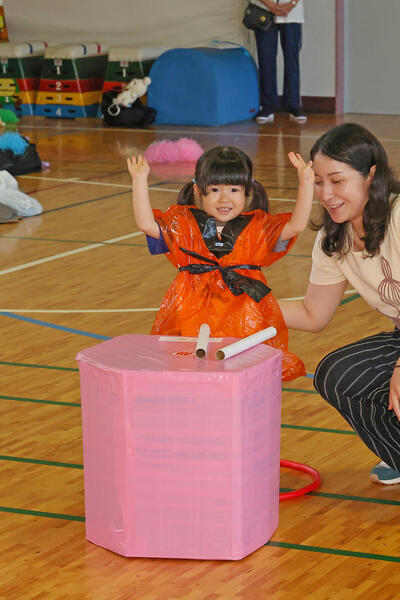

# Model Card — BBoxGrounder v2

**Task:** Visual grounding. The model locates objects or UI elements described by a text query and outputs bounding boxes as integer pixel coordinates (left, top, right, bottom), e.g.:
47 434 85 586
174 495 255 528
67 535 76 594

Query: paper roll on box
216 327 277 360
195 323 210 358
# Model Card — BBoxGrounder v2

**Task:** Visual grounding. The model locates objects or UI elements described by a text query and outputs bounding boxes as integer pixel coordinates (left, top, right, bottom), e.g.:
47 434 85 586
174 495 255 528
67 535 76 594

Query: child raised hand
127 154 159 238
280 151 314 241
127 154 150 180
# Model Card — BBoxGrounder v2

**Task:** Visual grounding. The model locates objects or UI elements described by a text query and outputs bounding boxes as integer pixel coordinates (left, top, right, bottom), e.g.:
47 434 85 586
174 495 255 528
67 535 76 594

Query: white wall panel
5 0 335 99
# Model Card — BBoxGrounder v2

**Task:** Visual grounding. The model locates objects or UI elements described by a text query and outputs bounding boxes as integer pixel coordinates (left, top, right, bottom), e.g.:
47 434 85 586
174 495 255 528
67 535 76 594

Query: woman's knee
313 349 345 405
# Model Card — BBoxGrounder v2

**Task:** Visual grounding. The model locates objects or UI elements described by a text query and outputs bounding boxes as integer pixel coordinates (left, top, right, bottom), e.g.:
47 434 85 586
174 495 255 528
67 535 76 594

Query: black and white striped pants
314 328 400 471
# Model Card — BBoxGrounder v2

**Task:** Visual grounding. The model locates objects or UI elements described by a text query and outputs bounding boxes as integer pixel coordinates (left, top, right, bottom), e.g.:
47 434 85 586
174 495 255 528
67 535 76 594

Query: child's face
199 184 247 223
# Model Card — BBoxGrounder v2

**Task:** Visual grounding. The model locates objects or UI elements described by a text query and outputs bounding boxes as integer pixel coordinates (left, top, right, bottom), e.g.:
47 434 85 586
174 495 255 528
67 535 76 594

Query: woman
252 0 306 124
279 123 400 484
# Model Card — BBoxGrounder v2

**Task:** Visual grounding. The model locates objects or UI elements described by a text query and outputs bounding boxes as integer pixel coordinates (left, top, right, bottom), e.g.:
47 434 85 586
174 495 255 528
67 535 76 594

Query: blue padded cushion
148 47 259 126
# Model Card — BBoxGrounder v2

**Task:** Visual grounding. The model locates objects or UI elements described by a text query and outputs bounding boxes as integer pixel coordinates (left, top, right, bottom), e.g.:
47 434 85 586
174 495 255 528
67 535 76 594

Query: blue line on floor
0 312 111 340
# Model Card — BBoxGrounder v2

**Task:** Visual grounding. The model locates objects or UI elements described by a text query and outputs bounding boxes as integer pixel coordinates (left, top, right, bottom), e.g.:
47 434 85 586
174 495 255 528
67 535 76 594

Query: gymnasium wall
5 0 335 101
343 0 400 114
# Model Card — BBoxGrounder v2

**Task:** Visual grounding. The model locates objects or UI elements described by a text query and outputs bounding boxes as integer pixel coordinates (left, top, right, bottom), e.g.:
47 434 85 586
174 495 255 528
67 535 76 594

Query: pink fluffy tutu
144 137 204 164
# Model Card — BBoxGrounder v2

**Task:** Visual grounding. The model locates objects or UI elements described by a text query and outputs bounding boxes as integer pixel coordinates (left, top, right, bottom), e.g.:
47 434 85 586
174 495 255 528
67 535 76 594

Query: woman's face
312 152 374 228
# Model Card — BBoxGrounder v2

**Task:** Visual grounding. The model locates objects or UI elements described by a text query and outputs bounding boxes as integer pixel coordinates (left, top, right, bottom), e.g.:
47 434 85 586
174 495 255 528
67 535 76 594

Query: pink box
76 334 282 560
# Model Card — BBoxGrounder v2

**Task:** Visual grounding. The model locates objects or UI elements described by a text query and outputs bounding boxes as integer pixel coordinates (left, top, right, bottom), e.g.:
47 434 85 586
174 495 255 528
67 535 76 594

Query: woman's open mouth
325 202 344 212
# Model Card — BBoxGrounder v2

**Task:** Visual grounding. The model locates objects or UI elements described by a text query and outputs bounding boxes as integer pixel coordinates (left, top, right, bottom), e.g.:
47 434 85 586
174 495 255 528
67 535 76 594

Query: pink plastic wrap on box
76 334 282 560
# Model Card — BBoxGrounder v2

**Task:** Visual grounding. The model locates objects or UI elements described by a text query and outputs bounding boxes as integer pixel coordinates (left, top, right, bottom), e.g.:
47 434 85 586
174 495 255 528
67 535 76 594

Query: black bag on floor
101 91 156 128
0 139 42 175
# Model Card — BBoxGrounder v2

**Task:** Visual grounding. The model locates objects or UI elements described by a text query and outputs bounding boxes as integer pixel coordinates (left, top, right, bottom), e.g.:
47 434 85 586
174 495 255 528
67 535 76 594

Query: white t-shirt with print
251 0 305 24
310 200 400 326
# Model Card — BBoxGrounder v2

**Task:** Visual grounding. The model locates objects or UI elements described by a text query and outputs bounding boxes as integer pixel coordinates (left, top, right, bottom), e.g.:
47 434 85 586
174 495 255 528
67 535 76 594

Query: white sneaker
369 461 400 485
289 109 307 123
256 112 274 124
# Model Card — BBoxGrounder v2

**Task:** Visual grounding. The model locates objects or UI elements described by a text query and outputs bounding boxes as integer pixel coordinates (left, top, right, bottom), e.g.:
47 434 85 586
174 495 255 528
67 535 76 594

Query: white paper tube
195 323 211 358
215 327 277 360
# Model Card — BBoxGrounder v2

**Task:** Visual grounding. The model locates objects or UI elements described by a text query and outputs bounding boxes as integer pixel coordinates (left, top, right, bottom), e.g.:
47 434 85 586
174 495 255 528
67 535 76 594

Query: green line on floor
340 293 361 305
267 540 400 562
0 455 83 469
0 506 84 521
281 423 356 435
0 395 80 407
282 388 318 394
0 360 78 371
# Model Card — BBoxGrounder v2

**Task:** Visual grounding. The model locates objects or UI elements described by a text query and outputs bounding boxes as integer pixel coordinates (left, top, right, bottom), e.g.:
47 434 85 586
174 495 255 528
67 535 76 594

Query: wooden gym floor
1 112 400 600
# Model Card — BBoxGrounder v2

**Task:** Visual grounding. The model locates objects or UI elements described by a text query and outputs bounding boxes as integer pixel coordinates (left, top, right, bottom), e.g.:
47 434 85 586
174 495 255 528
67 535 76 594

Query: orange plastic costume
151 205 305 381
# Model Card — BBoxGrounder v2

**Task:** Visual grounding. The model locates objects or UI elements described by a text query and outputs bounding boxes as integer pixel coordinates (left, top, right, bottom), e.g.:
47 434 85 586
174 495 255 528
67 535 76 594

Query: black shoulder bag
242 3 274 32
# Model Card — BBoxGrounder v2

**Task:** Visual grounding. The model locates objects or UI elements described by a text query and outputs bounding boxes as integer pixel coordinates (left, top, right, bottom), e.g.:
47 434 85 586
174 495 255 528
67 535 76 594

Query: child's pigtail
249 180 269 213
177 181 196 206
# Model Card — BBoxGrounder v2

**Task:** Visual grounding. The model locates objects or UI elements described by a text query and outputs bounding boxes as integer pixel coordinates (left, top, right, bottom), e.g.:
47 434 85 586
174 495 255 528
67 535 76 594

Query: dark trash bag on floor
0 140 42 175
101 91 156 128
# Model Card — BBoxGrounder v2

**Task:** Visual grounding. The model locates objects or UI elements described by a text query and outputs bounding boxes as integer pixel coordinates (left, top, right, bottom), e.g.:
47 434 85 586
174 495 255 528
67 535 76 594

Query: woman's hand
288 151 315 186
389 364 400 421
262 0 291 16
278 1 297 15
127 154 150 182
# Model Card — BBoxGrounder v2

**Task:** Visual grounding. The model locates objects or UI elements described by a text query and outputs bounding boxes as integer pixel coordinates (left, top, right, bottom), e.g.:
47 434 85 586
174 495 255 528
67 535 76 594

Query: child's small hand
127 154 150 181
288 152 314 186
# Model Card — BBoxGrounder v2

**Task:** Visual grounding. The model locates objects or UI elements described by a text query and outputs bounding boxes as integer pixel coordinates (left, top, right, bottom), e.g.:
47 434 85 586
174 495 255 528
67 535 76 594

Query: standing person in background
251 0 306 124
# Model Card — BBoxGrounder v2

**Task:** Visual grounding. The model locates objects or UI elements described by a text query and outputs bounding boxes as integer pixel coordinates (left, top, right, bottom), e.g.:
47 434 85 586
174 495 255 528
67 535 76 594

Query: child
127 145 314 381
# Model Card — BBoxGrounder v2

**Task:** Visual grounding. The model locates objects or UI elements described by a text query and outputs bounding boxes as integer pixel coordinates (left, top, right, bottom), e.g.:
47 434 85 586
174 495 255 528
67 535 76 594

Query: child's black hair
177 146 269 212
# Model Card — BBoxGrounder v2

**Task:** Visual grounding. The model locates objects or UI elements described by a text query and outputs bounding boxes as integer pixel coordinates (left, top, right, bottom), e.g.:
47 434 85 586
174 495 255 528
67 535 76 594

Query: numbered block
5 101 35 116
34 102 99 118
102 80 124 93
76 334 282 560
38 78 104 93
40 55 107 81
0 90 36 104
103 46 164 86
16 77 40 91
0 55 43 79
36 90 102 106
0 92 18 103
0 77 17 94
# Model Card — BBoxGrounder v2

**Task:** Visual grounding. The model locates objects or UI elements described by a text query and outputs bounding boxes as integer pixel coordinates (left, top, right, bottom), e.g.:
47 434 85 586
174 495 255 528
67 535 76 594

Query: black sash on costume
178 247 271 303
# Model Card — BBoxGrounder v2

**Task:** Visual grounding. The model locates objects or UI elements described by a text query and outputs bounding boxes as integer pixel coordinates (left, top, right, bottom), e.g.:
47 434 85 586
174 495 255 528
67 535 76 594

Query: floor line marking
0 360 78 371
18 123 320 139
21 175 132 188
0 505 84 521
0 231 143 276
0 455 83 469
19 123 400 143
0 308 159 313
20 176 302 201
0 234 144 247
267 541 400 563
0 291 357 313
0 394 81 406
0 312 111 339
41 189 130 214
